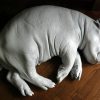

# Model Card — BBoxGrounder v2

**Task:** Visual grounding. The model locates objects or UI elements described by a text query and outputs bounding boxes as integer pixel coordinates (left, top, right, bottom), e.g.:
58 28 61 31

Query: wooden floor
0 56 100 100
0 12 100 100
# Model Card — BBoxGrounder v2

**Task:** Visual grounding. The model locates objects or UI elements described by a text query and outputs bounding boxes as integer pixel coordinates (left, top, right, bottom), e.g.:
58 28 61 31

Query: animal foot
70 65 82 80
19 81 34 96
57 66 68 83
32 74 55 90
7 72 34 96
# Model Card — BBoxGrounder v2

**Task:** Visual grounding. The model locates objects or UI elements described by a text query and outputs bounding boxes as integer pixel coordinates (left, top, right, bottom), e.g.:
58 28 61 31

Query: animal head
83 18 100 64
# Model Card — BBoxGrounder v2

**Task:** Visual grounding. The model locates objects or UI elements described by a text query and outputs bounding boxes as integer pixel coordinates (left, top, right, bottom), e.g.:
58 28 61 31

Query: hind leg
21 53 55 91
7 71 34 96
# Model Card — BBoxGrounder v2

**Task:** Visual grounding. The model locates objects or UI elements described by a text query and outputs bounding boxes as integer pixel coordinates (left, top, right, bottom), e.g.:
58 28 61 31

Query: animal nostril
97 52 100 62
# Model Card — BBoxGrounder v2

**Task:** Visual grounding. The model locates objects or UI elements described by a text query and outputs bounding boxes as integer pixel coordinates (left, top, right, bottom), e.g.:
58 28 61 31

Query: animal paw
57 66 69 83
70 65 82 80
32 75 56 90
19 81 34 96
7 72 34 96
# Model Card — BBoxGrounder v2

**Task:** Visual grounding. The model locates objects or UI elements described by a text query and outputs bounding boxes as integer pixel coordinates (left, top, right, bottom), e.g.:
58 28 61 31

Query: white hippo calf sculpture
0 5 100 96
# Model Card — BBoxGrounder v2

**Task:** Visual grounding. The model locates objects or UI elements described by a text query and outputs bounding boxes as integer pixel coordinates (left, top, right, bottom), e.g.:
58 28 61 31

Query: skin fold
0 5 100 96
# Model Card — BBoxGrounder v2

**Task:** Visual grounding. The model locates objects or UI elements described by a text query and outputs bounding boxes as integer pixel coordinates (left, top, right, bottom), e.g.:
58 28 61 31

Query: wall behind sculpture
0 0 98 30
93 0 100 10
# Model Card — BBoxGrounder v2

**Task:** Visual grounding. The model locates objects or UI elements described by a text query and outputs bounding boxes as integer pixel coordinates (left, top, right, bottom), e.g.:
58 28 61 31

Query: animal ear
94 18 100 28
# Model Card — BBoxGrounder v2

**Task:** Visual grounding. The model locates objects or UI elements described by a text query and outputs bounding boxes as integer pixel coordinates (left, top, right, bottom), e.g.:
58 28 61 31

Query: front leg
57 42 77 83
70 52 82 80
